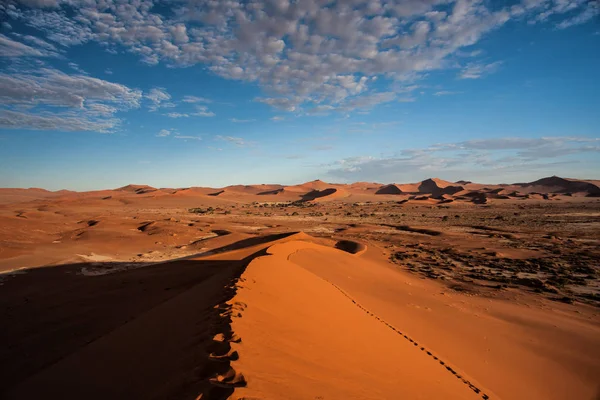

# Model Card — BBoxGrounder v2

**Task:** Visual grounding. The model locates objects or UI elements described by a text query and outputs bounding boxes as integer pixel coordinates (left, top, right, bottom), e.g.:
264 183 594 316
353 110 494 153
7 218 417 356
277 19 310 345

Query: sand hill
375 184 404 195
514 176 600 196
1 175 599 400
2 176 599 206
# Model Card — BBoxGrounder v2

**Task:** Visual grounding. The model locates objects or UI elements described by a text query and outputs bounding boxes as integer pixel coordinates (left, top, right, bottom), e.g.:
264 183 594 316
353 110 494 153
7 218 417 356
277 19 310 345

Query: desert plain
1 176 599 400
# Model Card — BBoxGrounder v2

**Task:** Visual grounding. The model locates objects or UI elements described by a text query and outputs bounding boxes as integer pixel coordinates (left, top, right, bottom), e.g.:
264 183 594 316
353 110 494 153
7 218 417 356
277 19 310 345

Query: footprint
209 368 247 388
212 332 242 343
209 350 240 362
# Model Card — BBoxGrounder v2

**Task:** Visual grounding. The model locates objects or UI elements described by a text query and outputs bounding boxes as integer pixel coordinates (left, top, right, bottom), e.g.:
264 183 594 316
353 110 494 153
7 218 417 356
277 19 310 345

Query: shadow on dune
300 188 337 201
375 184 403 195
201 232 297 256
0 233 298 400
257 188 284 195
334 240 367 255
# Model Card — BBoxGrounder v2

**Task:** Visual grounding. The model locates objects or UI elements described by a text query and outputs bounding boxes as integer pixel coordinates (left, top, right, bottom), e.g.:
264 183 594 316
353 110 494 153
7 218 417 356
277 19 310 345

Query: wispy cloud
145 87 172 111
0 67 141 132
192 105 215 117
166 112 189 118
230 118 256 123
326 136 600 182
0 109 118 132
68 62 86 74
459 61 503 79
0 33 58 57
182 95 211 103
156 129 171 137
215 135 253 147
434 91 462 96
174 135 201 140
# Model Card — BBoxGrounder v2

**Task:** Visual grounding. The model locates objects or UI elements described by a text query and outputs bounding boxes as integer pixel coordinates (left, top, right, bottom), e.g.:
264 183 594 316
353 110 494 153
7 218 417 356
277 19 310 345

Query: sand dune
418 178 464 196
375 184 404 195
2 176 599 207
301 187 348 202
513 176 600 196
0 188 65 205
228 238 491 400
1 232 302 400
115 184 157 194
1 175 599 400
2 232 599 400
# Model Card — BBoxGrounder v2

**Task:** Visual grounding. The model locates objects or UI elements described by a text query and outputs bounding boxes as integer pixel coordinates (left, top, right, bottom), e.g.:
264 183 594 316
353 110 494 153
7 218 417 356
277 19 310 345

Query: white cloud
528 0 600 29
68 62 86 74
11 32 58 53
459 61 502 79
0 68 142 109
182 95 211 103
556 2 600 29
145 87 171 111
326 136 600 182
339 92 396 111
0 108 118 132
0 66 141 132
255 97 298 112
166 112 189 118
215 135 252 147
307 105 336 115
174 135 201 140
230 118 256 123
0 33 56 57
270 116 285 121
156 129 171 137
191 105 215 117
1 0 596 116
86 103 118 116
434 90 462 96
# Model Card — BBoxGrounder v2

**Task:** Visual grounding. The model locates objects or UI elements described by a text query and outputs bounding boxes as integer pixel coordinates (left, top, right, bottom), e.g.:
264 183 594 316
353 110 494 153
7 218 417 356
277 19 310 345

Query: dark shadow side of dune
257 188 284 195
300 188 337 201
0 232 298 400
335 240 367 255
375 184 403 195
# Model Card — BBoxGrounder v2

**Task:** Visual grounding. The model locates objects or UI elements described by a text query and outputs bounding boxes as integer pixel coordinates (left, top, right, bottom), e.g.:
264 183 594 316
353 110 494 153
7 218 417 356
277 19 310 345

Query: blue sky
0 0 599 191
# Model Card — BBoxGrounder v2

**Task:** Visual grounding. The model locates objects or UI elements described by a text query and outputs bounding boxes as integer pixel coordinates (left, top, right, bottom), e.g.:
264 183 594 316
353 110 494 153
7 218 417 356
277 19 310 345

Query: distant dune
1 176 599 206
513 176 600 196
375 184 404 195
0 188 63 205
115 184 157 194
301 187 348 201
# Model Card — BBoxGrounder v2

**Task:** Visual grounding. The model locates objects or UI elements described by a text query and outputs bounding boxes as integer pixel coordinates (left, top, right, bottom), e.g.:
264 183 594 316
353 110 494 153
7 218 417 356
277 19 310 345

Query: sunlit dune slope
229 239 491 400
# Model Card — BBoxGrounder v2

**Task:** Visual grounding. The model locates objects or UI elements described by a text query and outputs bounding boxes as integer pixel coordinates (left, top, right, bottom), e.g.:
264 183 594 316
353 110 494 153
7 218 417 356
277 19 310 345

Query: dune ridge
2 175 599 206
227 238 492 400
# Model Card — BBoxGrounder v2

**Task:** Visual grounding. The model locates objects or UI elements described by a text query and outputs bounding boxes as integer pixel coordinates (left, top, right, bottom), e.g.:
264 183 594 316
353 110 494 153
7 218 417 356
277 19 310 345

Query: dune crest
228 238 491 400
